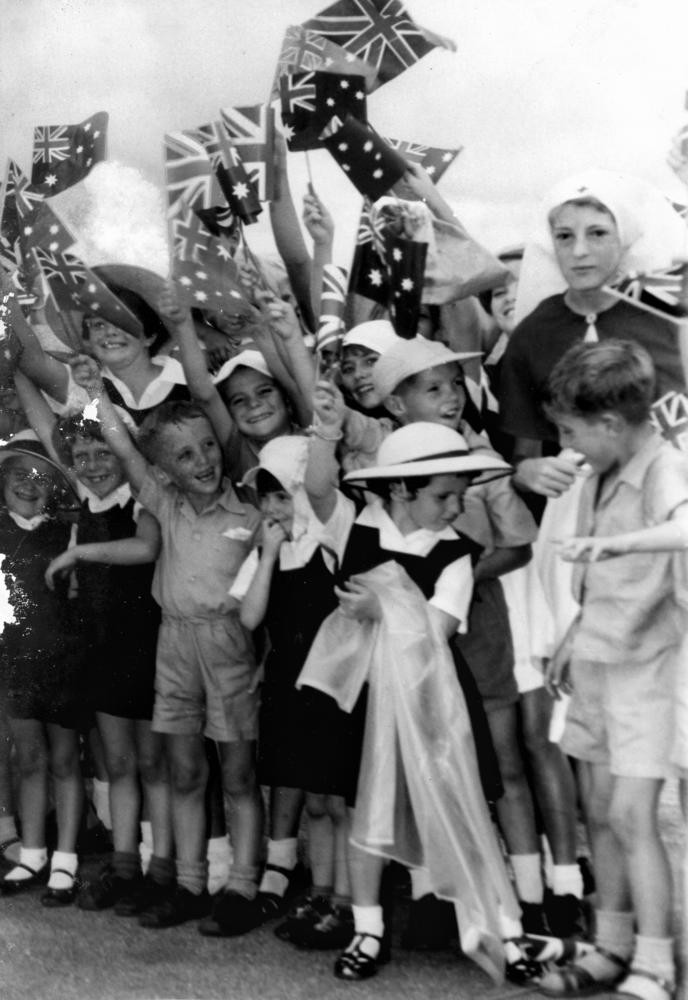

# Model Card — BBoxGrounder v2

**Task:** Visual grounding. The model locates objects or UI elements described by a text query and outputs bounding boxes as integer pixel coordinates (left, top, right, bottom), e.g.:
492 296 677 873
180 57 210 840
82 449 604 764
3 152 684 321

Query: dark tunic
75 498 160 719
0 511 84 727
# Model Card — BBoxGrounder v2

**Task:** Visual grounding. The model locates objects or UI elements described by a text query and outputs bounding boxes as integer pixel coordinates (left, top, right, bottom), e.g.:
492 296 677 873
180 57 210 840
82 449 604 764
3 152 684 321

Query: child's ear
384 393 406 420
600 411 624 436
152 464 172 487
389 480 410 501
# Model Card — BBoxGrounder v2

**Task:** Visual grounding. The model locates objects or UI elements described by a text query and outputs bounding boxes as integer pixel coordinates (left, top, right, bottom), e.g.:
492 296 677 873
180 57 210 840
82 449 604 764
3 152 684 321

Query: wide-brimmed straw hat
343 423 511 484
0 429 78 500
371 337 482 401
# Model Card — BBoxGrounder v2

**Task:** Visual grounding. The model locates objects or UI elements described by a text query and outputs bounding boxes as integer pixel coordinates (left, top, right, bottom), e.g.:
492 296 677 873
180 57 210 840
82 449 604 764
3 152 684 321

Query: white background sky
2 0 688 268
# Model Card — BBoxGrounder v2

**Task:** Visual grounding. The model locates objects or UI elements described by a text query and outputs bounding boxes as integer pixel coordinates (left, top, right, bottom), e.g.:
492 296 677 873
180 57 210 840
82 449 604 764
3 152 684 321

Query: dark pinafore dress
258 545 362 799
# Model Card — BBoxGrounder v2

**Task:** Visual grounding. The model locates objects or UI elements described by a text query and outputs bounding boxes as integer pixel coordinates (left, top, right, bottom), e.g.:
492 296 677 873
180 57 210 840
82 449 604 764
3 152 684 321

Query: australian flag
31 111 108 195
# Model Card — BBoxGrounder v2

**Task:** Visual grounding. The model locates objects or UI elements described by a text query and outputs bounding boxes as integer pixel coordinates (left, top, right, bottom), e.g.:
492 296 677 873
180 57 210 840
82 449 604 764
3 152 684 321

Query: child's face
70 435 126 499
259 488 294 536
404 473 471 532
391 363 466 429
553 412 619 474
339 347 381 410
490 271 520 335
84 317 151 369
3 455 55 519
157 417 223 507
223 368 289 441
550 204 622 292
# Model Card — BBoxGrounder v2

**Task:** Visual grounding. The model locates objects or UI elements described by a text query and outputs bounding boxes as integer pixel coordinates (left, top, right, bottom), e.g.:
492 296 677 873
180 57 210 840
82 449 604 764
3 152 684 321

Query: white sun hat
342 320 401 356
343 423 511 484
371 336 482 401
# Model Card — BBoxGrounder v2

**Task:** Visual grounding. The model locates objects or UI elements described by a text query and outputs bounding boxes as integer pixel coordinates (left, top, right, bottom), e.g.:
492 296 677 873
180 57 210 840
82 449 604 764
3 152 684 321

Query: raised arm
45 509 161 590
251 291 316 428
302 187 334 321
157 285 234 448
239 520 287 631
305 380 344 523
268 134 315 331
93 377 149 494
1 273 71 403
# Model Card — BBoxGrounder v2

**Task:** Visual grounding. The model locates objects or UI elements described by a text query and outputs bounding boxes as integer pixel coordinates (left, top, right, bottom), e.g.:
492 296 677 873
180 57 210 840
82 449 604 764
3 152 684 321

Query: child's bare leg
97 713 140 854
305 793 334 893
0 701 20 864
257 785 302 901
8 718 48 849
328 795 351 902
136 722 172 861
45 724 83 893
335 839 387 974
166 732 208 894
218 738 263 895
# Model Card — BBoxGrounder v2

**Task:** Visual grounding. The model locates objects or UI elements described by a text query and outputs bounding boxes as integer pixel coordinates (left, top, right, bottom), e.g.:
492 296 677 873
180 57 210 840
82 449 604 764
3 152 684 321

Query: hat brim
343 453 512 484
0 445 79 501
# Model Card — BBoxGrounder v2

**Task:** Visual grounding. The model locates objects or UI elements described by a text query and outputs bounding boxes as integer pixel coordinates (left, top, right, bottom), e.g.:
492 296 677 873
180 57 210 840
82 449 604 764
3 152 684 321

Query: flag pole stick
304 150 314 191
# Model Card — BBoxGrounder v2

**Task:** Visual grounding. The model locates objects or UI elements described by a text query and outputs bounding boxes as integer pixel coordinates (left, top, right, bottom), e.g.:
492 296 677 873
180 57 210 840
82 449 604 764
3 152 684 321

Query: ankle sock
551 862 584 899
632 935 675 986
92 779 112 830
595 909 635 961
350 904 384 957
259 838 297 896
510 853 545 904
226 863 260 900
112 850 141 881
176 859 208 896
148 854 175 887
499 905 524 941
47 851 78 890
409 867 434 901
207 836 232 895
139 821 153 874
5 845 48 882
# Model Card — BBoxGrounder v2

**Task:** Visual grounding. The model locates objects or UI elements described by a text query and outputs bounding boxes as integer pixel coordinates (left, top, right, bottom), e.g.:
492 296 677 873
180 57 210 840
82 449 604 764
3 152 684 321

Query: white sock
139 821 153 874
499 905 523 941
552 863 584 898
92 778 112 830
632 935 675 985
47 851 78 890
258 837 298 896
5 845 48 882
510 853 544 904
409 867 434 900
207 835 233 895
350 904 384 957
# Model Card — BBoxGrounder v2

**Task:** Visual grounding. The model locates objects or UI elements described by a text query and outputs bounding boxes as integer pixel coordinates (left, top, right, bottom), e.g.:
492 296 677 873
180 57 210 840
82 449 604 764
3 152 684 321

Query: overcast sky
2 0 687 268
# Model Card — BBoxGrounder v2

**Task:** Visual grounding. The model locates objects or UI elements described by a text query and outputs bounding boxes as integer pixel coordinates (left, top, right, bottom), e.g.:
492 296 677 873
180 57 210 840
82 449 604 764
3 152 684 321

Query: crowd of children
0 142 687 1000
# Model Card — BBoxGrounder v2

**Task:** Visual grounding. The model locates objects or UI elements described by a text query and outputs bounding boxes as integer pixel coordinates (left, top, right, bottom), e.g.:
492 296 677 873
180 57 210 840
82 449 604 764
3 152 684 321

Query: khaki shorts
153 614 259 744
560 648 679 780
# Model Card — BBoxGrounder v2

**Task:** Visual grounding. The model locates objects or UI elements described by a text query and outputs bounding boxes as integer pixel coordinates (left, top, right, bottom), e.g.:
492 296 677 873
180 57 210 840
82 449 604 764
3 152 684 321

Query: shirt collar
8 511 48 531
605 429 664 495
79 480 132 514
177 478 248 518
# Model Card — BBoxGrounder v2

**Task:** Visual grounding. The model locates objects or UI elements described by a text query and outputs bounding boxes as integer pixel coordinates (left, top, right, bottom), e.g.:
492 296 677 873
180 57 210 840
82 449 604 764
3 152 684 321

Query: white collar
8 511 48 531
78 481 132 514
102 356 186 410
358 499 458 551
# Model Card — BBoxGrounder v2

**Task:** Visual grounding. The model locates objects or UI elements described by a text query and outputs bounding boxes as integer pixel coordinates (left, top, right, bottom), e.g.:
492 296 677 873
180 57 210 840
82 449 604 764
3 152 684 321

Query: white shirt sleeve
228 548 260 601
429 554 474 628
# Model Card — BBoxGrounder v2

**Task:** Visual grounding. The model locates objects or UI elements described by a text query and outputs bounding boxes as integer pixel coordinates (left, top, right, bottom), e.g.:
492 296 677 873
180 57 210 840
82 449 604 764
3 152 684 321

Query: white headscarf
514 169 688 325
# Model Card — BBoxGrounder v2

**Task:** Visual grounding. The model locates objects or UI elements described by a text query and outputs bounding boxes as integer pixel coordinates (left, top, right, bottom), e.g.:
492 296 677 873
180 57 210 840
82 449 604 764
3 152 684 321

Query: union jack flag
185 121 237 173
385 137 461 186
219 104 275 202
271 24 377 96
8 160 43 220
349 198 389 304
32 126 72 166
651 390 688 452
34 247 88 308
317 264 348 350
31 111 108 195
164 132 220 219
608 263 688 321
170 204 213 263
280 72 319 151
304 0 435 86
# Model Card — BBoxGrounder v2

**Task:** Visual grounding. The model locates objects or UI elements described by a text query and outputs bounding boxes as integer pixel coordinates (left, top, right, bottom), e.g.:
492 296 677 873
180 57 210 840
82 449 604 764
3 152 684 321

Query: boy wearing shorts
542 339 688 1000
94 387 264 932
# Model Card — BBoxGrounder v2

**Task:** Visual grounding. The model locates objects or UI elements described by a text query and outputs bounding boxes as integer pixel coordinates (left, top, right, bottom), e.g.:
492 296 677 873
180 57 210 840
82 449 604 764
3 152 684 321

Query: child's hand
514 454 583 498
543 650 572 701
45 549 77 591
157 284 191 327
302 189 335 248
667 125 688 187
238 262 262 304
261 517 289 556
255 290 300 342
334 578 382 621
68 353 102 392
313 379 345 435
555 535 623 562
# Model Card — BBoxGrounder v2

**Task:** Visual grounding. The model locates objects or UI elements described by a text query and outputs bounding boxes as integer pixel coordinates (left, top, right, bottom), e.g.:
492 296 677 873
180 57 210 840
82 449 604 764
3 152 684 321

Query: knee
325 795 348 823
103 751 137 783
16 746 47 779
305 794 327 820
171 758 207 796
138 749 168 786
222 763 256 799
496 746 527 788
608 797 654 849
50 747 81 781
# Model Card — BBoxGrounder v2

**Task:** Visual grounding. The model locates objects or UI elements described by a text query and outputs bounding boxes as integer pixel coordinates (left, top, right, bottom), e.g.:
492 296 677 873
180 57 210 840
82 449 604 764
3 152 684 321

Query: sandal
615 969 676 1000
539 946 628 997
0 861 49 895
41 869 78 908
334 932 390 981
0 836 20 866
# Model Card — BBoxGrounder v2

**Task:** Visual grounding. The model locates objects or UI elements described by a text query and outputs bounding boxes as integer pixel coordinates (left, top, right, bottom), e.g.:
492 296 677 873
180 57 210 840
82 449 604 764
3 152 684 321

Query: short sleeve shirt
498 295 684 445
138 473 260 617
571 433 688 664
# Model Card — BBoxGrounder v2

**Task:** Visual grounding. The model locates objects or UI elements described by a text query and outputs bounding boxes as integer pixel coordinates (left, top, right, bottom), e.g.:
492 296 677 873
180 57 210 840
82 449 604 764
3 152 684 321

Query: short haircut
357 474 433 500
255 469 286 496
54 412 106 467
545 339 656 425
81 284 169 355
137 400 212 463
